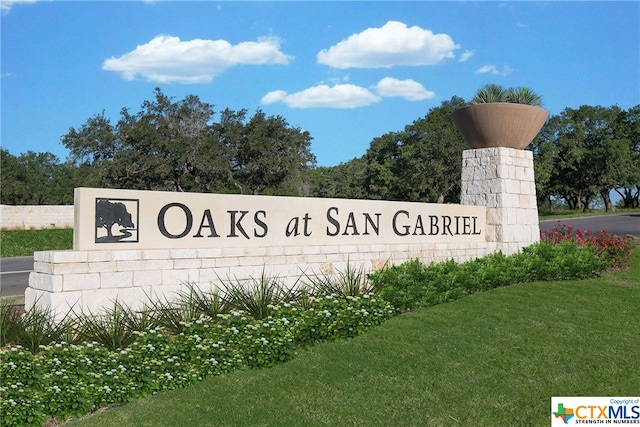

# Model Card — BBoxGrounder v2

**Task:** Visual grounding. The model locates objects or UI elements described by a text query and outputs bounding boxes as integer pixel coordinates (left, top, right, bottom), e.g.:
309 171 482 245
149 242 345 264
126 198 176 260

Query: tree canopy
1 87 638 211
0 149 76 205
60 88 315 196
309 96 468 203
531 104 640 210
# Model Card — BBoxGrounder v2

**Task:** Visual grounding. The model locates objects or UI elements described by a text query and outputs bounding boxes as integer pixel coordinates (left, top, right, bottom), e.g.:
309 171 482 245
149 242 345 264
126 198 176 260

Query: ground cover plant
58 248 640 427
0 227 635 426
1 286 394 426
0 229 73 257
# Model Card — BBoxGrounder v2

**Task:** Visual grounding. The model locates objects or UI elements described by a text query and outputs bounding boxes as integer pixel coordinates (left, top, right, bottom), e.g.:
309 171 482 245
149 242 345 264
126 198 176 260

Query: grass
538 206 640 221
70 251 640 427
0 228 73 257
0 295 24 305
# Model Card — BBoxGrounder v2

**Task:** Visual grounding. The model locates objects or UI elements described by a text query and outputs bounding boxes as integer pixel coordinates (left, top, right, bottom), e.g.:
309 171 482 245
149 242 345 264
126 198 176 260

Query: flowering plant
541 223 634 268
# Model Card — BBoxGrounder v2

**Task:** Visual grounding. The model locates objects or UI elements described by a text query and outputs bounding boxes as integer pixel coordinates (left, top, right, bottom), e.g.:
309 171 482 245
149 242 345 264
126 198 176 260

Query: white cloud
260 90 288 104
1 0 38 14
375 77 435 101
317 21 459 69
477 65 498 74
261 78 435 108
261 84 380 109
476 64 514 76
102 35 293 84
458 50 475 62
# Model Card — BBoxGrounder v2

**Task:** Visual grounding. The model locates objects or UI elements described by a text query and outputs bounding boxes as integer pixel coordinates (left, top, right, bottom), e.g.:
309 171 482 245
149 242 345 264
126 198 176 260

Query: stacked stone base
461 147 539 255
27 241 498 318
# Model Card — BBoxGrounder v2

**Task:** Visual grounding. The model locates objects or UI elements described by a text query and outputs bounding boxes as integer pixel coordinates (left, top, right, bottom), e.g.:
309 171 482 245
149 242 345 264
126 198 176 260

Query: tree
362 96 468 203
1 149 24 204
61 110 119 188
613 105 640 207
114 89 231 192
530 120 556 210
533 112 593 210
62 89 315 196
534 105 639 211
216 108 316 195
309 158 368 199
63 88 231 192
0 149 75 205
398 96 468 203
574 105 626 211
363 132 404 200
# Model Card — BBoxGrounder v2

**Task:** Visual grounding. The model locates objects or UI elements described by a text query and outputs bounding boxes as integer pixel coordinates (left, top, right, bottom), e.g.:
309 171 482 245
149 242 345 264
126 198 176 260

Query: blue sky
2 1 639 167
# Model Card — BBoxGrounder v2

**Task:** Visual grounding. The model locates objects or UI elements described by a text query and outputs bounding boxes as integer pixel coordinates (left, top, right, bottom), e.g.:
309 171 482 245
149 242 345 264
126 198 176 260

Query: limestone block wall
460 147 540 255
26 241 498 319
0 205 74 230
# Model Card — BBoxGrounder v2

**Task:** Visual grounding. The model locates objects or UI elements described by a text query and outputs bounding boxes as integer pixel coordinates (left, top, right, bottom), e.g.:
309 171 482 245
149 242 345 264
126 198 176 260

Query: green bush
0 303 75 353
370 240 610 312
364 259 428 311
519 240 608 280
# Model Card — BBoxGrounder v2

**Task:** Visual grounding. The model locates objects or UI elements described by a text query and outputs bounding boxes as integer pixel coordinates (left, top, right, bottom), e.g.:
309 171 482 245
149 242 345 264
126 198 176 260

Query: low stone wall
26 241 498 317
0 205 74 230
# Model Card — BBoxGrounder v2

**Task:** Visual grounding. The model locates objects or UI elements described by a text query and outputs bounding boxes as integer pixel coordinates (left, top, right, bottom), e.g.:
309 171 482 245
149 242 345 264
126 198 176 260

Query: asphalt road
538 213 640 238
1 214 638 298
0 256 34 297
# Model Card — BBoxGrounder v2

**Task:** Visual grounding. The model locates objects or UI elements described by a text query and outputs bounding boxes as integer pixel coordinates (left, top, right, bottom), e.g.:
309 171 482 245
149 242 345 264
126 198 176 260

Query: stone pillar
460 147 540 255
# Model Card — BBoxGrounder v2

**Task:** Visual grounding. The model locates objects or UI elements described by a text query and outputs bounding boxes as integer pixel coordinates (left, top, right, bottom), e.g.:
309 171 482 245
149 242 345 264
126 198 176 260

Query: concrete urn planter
452 103 549 150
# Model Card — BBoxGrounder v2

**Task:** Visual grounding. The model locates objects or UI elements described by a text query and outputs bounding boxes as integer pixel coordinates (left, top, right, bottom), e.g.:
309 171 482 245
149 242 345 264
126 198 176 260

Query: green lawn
70 253 640 427
538 207 640 221
0 228 73 257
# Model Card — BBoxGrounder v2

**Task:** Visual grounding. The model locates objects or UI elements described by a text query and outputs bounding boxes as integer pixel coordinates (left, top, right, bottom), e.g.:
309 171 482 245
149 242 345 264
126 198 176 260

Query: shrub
177 284 228 320
519 241 608 280
470 84 542 106
0 232 630 426
220 271 301 320
368 259 429 311
73 301 148 352
1 305 23 347
0 303 76 354
370 239 611 312
304 262 375 298
541 223 634 268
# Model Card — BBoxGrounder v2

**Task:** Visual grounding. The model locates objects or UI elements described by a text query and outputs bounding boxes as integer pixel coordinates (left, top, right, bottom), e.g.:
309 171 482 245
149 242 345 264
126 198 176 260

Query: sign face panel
74 188 486 251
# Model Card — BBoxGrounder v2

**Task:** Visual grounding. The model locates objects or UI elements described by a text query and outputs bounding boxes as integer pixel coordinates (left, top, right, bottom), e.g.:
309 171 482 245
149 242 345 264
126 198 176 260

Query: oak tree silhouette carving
95 199 135 242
